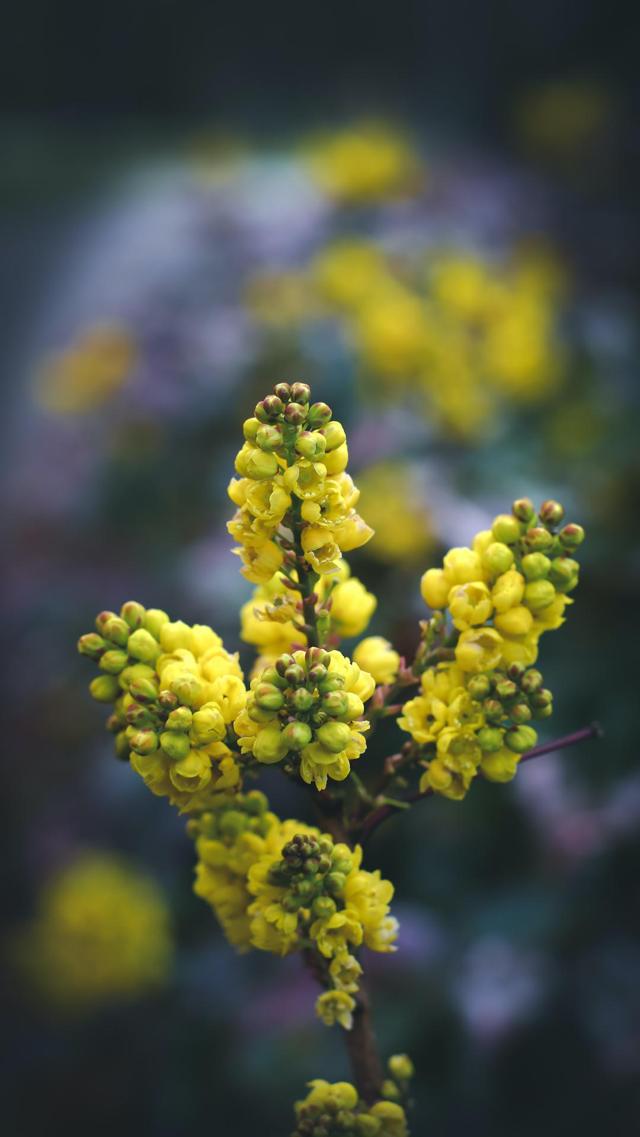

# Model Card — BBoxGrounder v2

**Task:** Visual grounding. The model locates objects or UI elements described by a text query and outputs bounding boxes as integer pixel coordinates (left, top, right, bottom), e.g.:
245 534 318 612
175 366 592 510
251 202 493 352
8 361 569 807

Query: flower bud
290 381 311 404
273 382 292 401
308 664 328 685
125 701 155 728
467 674 491 699
307 400 333 426
120 601 145 629
382 1080 401 1102
316 721 352 753
321 420 347 451
142 608 169 638
128 728 159 755
244 449 279 479
275 653 295 677
483 698 504 721
495 678 518 701
285 663 306 687
127 675 160 703
523 579 556 611
253 724 288 764
295 430 327 459
325 871 347 897
254 400 270 423
531 687 553 707
255 683 285 711
512 498 536 523
307 647 332 668
521 668 543 694
89 675 120 702
242 416 261 441
158 690 178 711
95 610 118 635
312 895 337 919
259 666 287 689
102 615 130 646
523 527 554 552
114 731 130 761
510 702 532 723
317 674 345 694
77 633 107 659
388 1054 415 1082
507 662 526 682
166 706 193 732
482 541 514 576
491 514 521 544
284 401 307 425
244 790 269 815
290 687 314 713
549 557 579 592
505 725 538 753
218 810 248 838
262 394 284 419
282 721 313 750
559 523 585 549
191 705 226 743
256 423 283 452
170 674 203 707
128 628 161 663
322 692 349 718
521 552 551 581
160 730 191 760
477 727 505 752
539 499 565 527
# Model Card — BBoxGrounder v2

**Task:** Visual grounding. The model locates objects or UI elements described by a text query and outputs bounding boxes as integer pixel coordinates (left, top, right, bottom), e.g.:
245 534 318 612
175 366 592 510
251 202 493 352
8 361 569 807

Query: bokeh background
2 4 639 1135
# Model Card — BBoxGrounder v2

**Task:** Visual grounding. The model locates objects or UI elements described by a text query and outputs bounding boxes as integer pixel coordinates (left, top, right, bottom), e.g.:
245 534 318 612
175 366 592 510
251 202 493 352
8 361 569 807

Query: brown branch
359 722 603 843
343 979 384 1103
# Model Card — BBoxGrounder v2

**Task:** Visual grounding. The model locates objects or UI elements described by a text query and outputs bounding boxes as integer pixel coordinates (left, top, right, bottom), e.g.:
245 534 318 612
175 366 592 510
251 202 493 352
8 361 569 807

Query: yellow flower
448 580 494 631
421 567 450 609
313 239 388 310
491 568 526 613
304 121 421 203
481 747 520 782
316 989 356 1030
443 547 487 586
357 462 434 564
353 637 399 685
455 627 504 672
37 324 136 415
330 571 377 638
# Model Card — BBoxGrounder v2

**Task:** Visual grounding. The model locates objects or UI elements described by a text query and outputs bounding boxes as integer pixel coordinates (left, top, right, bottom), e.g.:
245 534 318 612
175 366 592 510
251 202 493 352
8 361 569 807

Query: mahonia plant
77 380 593 1135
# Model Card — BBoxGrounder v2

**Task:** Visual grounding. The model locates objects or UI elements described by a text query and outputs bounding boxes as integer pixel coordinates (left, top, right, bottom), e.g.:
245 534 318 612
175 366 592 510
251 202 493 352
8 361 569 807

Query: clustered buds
292 1076 409 1136
234 647 375 790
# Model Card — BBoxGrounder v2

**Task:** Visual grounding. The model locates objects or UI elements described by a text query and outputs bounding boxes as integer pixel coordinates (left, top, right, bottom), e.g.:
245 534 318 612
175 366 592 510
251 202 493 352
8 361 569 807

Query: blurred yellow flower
304 121 422 203
356 463 433 564
37 324 136 414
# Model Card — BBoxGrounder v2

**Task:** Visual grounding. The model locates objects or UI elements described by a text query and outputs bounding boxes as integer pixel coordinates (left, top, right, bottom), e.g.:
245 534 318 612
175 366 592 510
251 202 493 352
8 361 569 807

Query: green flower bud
356 1116 382 1136
114 730 130 761
521 669 543 694
307 647 332 667
317 674 345 695
102 616 130 647
106 710 126 732
77 633 108 660
128 728 159 755
523 579 556 611
248 702 277 723
510 702 532 724
549 557 580 592
254 400 270 423
321 692 349 718
477 726 505 752
120 601 146 629
531 687 553 707
483 698 504 721
242 416 261 440
320 420 347 451
125 701 156 728
166 706 193 732
308 664 328 685
467 674 492 699
127 628 161 663
127 675 160 703
325 871 347 897
495 678 518 701
219 810 248 838
160 730 191 760
158 689 178 711
89 674 120 703
275 654 295 677
521 552 551 581
312 896 337 919
539 499 565 527
316 721 352 753
307 401 332 426
191 705 225 743
482 541 514 576
142 608 169 638
512 498 536 523
282 720 313 750
285 663 306 687
247 449 279 479
262 394 284 418
295 430 327 459
273 382 292 401
284 401 307 425
259 666 288 689
290 687 314 713
505 725 538 753
95 610 118 635
558 523 585 549
491 514 521 544
382 1080 401 1101
507 662 526 682
290 381 311 404
533 702 553 719
523 526 554 553
255 683 286 711
388 1054 415 1082
256 423 283 452
253 724 287 764
244 790 269 815
170 674 203 707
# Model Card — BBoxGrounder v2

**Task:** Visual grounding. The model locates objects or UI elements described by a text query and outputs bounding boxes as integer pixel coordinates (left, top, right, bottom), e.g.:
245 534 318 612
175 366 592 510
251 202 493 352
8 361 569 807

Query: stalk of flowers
234 646 376 791
292 1067 412 1137
77 602 247 811
399 498 585 799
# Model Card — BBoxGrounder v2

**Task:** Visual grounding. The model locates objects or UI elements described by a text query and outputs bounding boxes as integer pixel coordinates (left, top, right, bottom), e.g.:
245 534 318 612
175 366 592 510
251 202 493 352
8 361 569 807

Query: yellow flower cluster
234 648 376 791
18 854 173 1010
308 240 566 439
78 601 247 811
400 499 585 799
353 637 400 686
354 463 434 565
293 1079 408 1137
227 381 373 584
37 324 136 415
304 120 421 204
240 560 377 674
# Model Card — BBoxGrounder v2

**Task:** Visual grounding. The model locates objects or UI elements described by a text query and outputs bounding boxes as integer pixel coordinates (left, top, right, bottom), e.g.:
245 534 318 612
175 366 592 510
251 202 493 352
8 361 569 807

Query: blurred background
2 3 639 1134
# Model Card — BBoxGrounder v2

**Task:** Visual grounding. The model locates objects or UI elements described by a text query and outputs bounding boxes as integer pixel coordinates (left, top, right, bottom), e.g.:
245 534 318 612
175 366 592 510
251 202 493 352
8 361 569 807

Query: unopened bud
273 382 292 401
99 648 129 674
388 1054 415 1082
308 663 328 685
312 895 337 919
128 728 159 755
307 647 332 667
242 416 261 441
295 430 326 459
316 721 351 753
128 675 160 703
381 1080 401 1101
262 394 284 418
322 692 349 718
89 675 120 702
512 498 536 523
290 381 311 404
482 541 514 576
483 698 504 721
95 610 118 635
307 401 332 426
491 514 521 544
102 616 130 646
120 601 145 629
127 627 161 663
467 674 491 699
160 730 191 760
549 557 580 592
320 420 347 451
477 727 504 752
325 871 347 897
114 731 130 761
285 663 306 687
510 702 532 724
539 499 565 527
495 678 518 701
125 701 155 728
290 687 314 713
142 608 169 638
505 725 538 753
275 654 295 676
317 674 345 695
558 523 585 549
191 705 225 743
256 423 283 452
255 683 285 711
282 721 312 750
521 669 543 694
523 579 556 611
531 687 553 707
533 702 553 719
170 674 203 707
77 633 107 659
158 689 178 711
284 401 308 425
259 666 287 689
524 526 554 553
507 662 526 682
166 706 193 732
521 553 551 581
